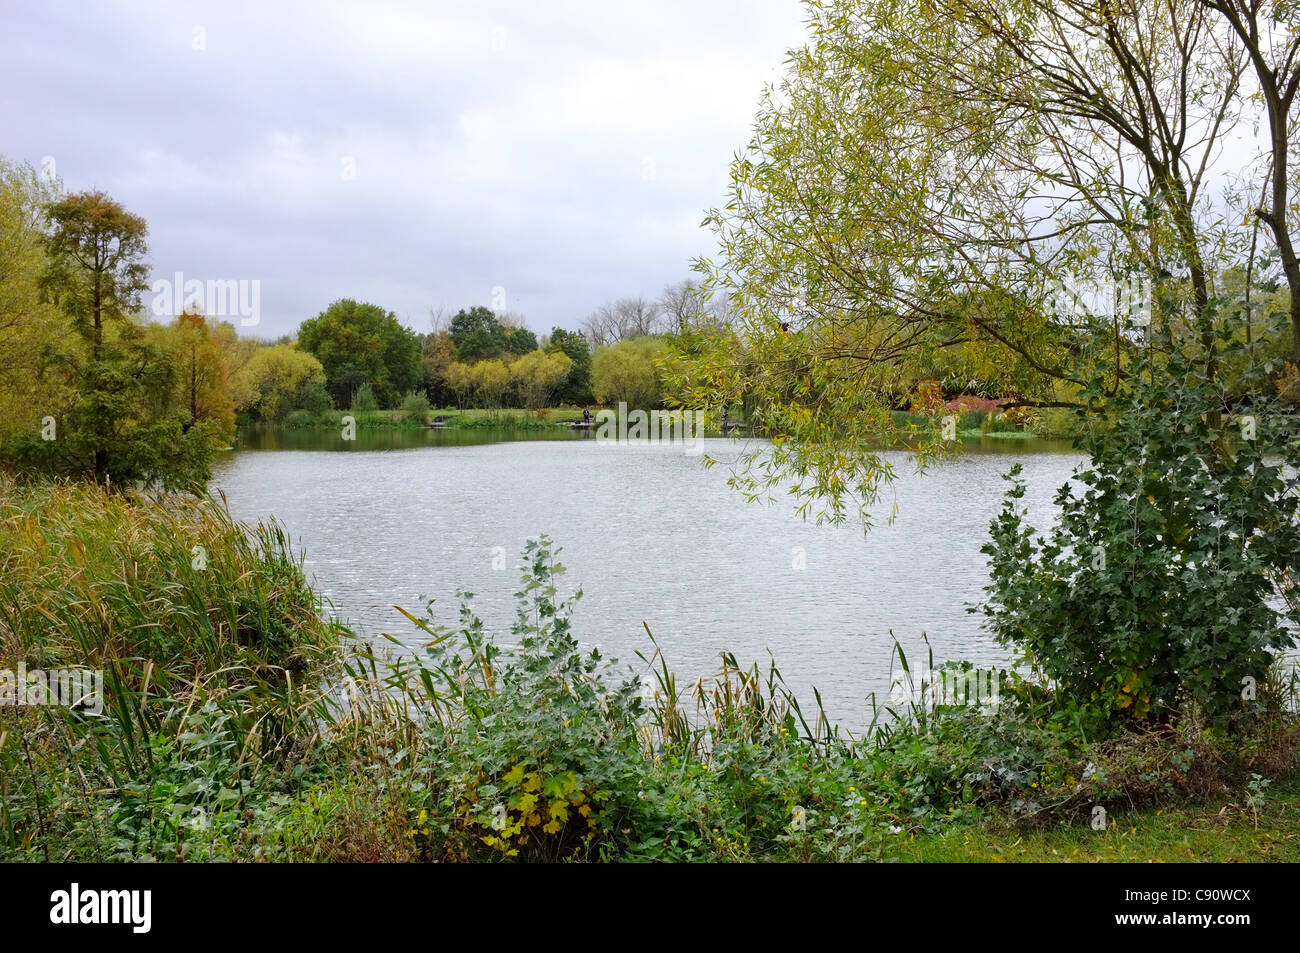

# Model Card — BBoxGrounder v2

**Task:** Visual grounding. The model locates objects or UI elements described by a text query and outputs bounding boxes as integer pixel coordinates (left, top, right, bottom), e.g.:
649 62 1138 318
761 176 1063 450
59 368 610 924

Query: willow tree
673 0 1296 524
0 158 66 437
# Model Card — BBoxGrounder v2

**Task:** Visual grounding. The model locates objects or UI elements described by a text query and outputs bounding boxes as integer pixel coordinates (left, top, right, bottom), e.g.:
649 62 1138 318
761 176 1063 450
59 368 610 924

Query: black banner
2 861 1281 940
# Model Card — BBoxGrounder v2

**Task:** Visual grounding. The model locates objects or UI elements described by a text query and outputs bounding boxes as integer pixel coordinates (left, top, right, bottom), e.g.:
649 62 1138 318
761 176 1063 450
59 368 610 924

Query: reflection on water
213 430 1082 730
234 424 586 452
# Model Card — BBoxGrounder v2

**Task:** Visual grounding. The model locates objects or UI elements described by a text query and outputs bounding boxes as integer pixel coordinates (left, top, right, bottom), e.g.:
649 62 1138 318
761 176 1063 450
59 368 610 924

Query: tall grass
3 481 1296 862
0 477 342 859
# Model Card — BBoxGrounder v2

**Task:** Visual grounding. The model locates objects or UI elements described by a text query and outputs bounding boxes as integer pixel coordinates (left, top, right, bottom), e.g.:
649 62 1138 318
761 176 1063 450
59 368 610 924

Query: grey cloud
1 0 804 336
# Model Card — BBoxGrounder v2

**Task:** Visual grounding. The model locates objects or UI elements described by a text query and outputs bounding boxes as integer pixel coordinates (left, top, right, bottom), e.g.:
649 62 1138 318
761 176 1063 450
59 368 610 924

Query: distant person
583 407 591 425
722 408 730 430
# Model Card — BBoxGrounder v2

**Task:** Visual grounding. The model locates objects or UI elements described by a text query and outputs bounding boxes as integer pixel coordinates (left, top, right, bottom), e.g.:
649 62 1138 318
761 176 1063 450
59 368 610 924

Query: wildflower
791 806 808 832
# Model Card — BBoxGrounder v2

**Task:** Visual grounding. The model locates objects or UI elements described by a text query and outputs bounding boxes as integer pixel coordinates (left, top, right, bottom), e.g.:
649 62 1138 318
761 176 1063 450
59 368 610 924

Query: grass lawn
958 429 1037 439
274 406 592 430
896 778 1300 862
429 407 588 424
275 406 750 431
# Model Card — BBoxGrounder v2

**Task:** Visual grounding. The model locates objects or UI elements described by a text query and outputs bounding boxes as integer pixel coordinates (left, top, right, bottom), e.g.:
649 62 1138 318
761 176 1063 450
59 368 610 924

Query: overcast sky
0 0 807 338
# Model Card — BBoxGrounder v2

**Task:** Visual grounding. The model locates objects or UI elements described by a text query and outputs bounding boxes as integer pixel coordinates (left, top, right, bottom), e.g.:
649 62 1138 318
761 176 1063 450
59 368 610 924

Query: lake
212 428 1083 730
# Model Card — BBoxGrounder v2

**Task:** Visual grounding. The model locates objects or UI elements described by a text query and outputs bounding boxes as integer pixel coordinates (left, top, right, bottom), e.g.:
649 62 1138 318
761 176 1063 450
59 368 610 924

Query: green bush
350 383 379 412
296 379 333 415
401 538 648 861
980 324 1300 729
399 390 431 423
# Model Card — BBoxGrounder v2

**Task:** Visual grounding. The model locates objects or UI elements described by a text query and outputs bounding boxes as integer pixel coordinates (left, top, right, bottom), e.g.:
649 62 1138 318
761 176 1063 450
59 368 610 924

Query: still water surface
213 429 1082 729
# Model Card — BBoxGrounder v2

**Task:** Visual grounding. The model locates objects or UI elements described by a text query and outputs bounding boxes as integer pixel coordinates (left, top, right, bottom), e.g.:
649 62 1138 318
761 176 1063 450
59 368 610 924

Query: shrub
403 537 648 861
909 379 943 414
979 326 1300 730
398 390 431 422
350 382 379 412
297 379 333 415
944 394 1000 415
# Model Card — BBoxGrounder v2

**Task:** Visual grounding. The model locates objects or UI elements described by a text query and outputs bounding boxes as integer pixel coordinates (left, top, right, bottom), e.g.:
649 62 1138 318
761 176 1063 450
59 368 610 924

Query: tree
41 191 149 365
157 306 235 444
659 279 731 333
19 190 213 488
444 361 475 408
1203 1 1300 359
582 297 664 346
471 360 510 409
676 0 1291 524
0 158 65 438
448 305 538 360
210 320 259 395
421 330 457 405
545 327 593 403
508 349 574 408
233 345 326 421
449 305 507 361
498 311 539 354
297 298 422 408
591 337 667 408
